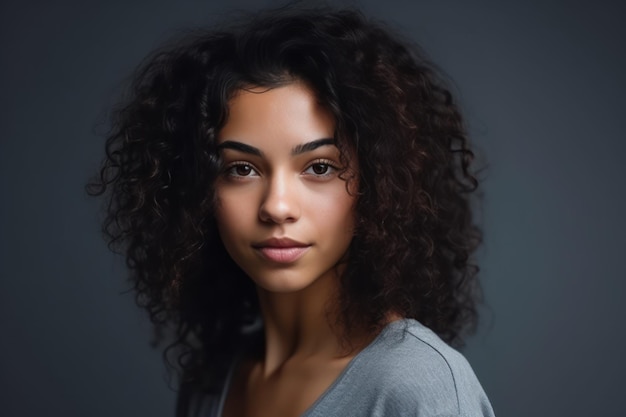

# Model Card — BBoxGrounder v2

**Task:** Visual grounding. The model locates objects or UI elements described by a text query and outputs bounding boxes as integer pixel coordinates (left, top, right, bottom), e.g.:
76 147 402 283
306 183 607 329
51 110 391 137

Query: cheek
214 188 253 240
314 190 356 234
321 168 358 224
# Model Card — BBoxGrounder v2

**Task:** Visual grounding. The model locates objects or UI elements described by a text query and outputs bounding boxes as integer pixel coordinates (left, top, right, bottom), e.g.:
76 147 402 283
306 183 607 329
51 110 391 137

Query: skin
214 82 365 417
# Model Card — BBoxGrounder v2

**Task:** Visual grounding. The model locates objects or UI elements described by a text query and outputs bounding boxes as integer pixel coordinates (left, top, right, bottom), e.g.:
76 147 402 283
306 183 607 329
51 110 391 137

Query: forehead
217 82 336 147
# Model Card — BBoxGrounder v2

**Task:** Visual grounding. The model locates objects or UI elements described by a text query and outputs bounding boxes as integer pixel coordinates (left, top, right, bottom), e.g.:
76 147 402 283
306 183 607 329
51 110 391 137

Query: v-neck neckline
217 318 408 417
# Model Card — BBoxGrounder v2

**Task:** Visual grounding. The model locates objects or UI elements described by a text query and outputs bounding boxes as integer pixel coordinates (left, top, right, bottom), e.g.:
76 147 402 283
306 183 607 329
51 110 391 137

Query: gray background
1 0 624 416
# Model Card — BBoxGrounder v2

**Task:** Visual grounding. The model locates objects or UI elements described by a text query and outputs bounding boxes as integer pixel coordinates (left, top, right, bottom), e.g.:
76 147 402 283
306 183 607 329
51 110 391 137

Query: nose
258 171 300 224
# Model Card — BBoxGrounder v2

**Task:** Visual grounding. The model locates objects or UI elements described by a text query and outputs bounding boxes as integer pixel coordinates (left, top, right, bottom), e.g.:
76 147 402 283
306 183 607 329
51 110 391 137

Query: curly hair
88 5 482 398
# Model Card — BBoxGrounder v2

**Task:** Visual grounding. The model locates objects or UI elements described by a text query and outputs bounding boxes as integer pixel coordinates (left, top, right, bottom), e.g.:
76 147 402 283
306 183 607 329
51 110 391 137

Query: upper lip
253 237 309 248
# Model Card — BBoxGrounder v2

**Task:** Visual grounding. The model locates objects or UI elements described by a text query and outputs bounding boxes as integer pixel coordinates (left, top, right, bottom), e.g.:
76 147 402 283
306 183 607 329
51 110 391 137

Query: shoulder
354 319 495 417
378 319 480 389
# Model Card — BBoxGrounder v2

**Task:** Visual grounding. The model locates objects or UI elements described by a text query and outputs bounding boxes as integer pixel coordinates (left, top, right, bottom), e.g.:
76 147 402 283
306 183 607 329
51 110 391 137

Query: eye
311 163 330 175
224 162 259 178
303 160 338 177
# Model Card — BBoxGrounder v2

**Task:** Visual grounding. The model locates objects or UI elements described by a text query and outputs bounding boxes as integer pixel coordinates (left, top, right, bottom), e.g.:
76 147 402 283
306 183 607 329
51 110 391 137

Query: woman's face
214 82 356 293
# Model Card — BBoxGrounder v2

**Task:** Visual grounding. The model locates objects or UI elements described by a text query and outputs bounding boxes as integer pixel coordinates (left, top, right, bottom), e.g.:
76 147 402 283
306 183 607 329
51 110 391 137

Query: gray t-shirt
203 319 495 416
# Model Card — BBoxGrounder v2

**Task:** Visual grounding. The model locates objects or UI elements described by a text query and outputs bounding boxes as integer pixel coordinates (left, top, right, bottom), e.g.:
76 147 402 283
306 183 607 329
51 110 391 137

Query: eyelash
222 159 340 179
303 159 339 177
223 162 259 178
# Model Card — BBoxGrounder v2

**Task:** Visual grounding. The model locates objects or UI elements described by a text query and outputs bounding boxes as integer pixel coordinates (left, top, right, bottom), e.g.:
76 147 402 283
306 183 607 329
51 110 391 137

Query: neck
255 267 350 376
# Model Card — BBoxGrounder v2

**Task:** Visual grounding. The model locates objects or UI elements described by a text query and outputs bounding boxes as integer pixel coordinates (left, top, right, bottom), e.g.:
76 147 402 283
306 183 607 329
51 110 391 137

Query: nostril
258 188 300 224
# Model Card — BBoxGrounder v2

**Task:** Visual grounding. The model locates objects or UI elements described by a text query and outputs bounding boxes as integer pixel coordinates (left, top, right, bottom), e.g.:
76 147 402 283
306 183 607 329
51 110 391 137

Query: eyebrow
291 138 335 155
217 138 335 157
217 141 263 156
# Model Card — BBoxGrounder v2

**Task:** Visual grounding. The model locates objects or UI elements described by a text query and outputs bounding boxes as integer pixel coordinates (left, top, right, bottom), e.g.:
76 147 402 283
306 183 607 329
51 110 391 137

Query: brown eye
311 163 329 175
225 163 258 178
235 165 253 176
304 161 338 178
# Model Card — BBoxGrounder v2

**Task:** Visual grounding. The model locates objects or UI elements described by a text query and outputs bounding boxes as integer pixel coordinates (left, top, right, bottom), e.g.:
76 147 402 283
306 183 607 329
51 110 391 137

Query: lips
253 237 311 263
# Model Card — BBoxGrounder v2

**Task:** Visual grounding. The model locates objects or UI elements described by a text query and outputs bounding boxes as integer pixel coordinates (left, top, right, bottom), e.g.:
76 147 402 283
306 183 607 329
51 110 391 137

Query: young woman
90 5 495 417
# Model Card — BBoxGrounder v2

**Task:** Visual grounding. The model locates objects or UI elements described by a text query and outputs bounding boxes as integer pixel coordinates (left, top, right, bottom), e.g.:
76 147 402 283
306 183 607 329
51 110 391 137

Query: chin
249 269 334 295
253 276 317 294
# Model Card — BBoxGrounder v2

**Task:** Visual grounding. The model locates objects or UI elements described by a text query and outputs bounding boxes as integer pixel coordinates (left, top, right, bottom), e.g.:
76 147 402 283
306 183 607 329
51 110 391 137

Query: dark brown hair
89 4 482 397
